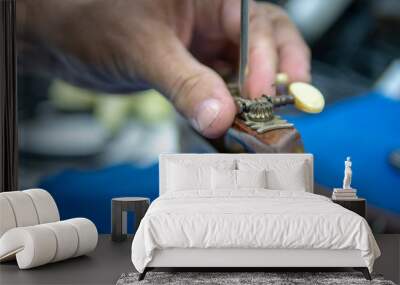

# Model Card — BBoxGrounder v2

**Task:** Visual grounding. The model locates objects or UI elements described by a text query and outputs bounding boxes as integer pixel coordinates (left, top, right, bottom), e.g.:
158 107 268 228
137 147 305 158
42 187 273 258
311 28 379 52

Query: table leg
112 201 127 242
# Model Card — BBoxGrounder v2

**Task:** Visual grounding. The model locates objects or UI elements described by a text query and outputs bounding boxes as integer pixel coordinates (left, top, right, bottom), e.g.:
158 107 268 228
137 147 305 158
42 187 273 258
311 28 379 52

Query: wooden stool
111 197 150 242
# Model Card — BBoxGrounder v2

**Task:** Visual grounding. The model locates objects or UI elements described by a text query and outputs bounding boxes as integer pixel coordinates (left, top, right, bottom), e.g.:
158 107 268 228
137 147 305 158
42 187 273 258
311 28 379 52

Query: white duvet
131 190 380 273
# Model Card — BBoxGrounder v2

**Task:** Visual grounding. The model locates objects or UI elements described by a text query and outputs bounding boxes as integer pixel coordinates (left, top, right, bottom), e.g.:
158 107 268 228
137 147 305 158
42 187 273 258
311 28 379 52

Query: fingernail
191 98 221 133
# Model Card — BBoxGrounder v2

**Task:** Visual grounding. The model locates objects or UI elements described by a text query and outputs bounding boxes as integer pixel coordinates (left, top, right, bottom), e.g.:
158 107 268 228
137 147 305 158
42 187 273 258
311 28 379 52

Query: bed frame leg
354 267 371 280
138 268 148 281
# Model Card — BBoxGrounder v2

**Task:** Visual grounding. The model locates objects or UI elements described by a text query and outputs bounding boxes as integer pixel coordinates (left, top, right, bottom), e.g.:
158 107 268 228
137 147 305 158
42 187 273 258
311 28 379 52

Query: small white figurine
342 156 352 189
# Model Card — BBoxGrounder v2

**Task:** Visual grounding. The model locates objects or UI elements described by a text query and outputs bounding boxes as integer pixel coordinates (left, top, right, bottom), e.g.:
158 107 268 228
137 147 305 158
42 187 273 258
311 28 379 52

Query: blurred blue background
288 92 400 215
18 0 400 233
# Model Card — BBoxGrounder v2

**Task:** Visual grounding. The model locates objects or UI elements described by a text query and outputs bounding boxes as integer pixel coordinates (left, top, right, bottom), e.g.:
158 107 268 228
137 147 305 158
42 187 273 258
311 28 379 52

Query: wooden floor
0 235 399 285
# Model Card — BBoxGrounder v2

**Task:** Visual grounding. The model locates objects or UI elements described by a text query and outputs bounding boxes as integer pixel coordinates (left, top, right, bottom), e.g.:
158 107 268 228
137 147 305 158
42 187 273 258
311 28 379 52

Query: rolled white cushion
23 189 60 224
0 218 98 269
65 218 98 257
0 196 17 238
42 221 79 262
0 226 57 269
1 192 39 227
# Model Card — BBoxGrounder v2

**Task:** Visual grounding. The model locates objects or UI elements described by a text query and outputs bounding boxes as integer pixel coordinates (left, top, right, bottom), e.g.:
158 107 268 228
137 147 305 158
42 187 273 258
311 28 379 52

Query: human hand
17 0 310 138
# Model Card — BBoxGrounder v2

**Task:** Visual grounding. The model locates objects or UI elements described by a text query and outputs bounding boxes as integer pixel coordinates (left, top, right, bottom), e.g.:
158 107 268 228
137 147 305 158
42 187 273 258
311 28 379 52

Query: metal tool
234 1 325 134
229 76 324 133
239 0 250 96
234 95 294 133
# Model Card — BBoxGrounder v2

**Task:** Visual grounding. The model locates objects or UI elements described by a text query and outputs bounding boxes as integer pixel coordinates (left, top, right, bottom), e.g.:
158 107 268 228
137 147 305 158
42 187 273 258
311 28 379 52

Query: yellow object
48 79 174 132
276 73 289 85
95 95 132 132
48 80 97 111
129 89 173 122
289 82 325 113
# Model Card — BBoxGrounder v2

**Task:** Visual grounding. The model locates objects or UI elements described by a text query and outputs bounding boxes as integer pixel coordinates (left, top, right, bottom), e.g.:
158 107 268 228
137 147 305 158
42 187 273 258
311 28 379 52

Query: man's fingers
136 26 236 138
246 5 282 99
271 9 311 82
169 65 236 139
221 2 310 97
222 1 278 99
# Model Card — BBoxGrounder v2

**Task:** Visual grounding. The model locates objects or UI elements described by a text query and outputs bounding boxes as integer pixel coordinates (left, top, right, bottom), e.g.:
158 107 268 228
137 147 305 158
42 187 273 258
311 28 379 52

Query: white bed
131 154 380 280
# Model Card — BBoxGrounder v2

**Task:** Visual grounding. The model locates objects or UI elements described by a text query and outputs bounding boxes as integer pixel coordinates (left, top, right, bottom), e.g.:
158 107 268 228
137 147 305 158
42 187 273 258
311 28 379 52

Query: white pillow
236 169 267 189
266 165 306 191
211 168 236 190
167 162 211 191
238 159 308 191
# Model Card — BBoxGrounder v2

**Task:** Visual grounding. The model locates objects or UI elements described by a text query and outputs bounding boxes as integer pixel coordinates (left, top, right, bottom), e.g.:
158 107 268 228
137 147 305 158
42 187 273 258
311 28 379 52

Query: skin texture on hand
17 0 311 138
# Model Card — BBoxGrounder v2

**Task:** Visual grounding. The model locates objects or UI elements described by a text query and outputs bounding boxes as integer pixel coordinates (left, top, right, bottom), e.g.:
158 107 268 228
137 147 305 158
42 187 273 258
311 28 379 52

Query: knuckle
264 3 289 20
169 71 205 108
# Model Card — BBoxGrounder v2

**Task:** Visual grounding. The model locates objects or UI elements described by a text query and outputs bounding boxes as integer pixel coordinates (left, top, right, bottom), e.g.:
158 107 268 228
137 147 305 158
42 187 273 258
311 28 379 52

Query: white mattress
131 190 380 273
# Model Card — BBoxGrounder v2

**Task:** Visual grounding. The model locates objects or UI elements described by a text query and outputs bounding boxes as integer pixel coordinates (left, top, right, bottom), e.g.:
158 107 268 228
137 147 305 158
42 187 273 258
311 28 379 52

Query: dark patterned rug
117 272 396 285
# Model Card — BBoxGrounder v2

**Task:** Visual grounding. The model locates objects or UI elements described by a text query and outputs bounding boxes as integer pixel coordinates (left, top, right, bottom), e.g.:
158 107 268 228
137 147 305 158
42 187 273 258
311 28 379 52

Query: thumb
136 29 236 139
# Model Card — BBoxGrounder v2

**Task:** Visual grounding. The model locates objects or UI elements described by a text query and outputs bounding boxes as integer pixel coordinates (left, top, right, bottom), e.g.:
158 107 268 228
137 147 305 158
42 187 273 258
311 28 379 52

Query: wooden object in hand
209 118 304 153
205 77 326 154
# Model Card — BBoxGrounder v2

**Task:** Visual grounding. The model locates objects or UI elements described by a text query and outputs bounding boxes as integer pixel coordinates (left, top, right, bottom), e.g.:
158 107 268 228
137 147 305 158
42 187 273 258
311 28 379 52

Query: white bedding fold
131 190 380 273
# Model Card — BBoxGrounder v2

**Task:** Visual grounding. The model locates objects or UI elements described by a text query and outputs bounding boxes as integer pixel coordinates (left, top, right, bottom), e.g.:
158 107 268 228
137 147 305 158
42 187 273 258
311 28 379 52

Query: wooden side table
332 198 366 218
111 197 150 242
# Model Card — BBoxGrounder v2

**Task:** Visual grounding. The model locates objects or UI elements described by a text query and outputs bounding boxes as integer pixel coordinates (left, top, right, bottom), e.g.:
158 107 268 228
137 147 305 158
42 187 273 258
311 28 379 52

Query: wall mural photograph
1 0 399 284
